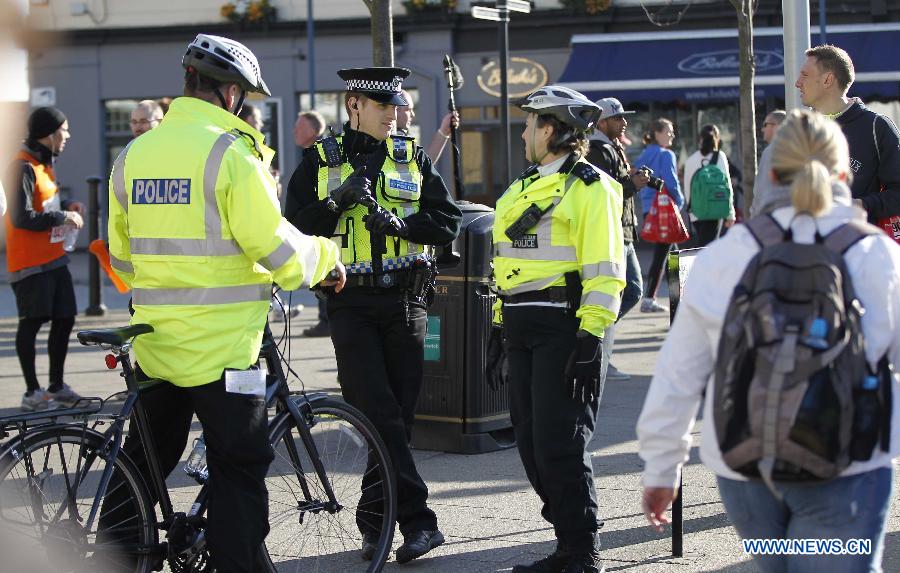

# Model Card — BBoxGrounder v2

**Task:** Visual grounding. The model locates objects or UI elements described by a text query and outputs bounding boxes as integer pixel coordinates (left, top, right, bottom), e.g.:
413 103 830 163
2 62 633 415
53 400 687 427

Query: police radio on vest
132 179 192 205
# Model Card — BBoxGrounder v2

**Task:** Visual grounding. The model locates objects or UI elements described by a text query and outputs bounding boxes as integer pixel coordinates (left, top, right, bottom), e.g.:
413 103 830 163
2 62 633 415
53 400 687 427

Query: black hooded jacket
835 99 900 221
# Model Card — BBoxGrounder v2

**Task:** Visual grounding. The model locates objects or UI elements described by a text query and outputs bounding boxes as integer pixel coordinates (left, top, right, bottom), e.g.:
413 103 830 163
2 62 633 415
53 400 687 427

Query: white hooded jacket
637 187 900 488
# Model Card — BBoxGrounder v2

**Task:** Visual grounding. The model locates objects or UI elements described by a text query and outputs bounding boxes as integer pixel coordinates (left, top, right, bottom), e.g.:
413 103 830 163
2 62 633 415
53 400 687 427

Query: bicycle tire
261 397 397 573
0 426 158 573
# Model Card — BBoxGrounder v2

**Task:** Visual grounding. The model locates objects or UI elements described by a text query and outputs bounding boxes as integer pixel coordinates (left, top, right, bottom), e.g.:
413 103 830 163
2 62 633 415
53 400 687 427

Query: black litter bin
411 202 515 454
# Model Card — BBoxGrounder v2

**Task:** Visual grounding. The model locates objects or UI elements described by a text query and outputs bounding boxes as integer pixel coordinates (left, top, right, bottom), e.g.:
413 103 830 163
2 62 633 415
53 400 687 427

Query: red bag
877 215 900 244
640 186 690 244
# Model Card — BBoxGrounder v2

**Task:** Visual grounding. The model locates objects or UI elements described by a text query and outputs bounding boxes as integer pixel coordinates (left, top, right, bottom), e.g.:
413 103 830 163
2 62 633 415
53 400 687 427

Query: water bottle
803 317 829 350
62 227 79 252
184 436 208 483
850 375 881 461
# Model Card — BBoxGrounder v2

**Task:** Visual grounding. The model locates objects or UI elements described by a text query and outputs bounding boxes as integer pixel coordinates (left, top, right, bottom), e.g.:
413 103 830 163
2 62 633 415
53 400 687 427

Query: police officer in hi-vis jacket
487 85 624 573
284 67 461 564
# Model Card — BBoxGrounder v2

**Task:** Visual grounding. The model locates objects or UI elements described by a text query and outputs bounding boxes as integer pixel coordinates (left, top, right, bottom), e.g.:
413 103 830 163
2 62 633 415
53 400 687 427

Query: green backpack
690 150 732 221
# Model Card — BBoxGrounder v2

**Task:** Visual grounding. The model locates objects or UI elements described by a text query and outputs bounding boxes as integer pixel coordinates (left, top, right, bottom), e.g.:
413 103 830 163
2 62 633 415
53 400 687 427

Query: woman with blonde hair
637 109 900 573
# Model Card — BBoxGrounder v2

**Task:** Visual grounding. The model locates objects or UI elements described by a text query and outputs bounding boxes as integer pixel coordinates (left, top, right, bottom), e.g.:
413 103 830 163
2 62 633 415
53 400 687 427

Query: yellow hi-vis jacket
492 157 625 338
108 97 340 387
313 135 427 273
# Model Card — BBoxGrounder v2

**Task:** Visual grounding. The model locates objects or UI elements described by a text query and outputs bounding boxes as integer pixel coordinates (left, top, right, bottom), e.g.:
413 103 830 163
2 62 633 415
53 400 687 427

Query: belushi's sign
677 49 784 76
477 57 549 98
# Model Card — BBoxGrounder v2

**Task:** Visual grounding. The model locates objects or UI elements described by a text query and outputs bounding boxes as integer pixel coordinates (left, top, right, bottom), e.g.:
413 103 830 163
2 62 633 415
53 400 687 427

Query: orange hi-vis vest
5 149 66 275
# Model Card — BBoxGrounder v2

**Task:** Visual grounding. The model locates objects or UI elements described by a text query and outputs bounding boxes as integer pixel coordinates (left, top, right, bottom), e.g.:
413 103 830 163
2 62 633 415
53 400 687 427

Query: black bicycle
0 318 397 573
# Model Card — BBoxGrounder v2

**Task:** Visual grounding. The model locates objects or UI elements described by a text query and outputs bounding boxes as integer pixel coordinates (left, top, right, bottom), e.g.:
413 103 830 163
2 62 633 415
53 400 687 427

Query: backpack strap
744 214 785 249
823 220 881 255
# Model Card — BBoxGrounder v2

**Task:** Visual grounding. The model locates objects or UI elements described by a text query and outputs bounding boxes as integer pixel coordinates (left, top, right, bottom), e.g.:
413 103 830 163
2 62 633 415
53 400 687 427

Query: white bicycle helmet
182 34 271 96
517 85 601 133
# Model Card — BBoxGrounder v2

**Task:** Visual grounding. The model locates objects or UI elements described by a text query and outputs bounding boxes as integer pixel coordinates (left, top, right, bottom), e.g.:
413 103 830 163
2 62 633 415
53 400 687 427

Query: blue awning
558 23 900 103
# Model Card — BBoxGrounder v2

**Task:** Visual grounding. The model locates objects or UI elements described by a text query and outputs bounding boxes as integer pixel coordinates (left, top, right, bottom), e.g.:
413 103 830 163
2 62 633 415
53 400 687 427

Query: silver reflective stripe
495 242 577 261
581 290 621 314
130 237 242 256
582 261 624 280
203 133 238 238
327 166 343 193
111 140 136 213
127 132 241 258
133 284 270 306
501 274 564 296
279 222 323 286
110 254 134 274
259 240 295 272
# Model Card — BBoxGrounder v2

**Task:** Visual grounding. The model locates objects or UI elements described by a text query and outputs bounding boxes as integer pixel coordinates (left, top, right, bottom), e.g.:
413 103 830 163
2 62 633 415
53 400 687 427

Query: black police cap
337 67 411 106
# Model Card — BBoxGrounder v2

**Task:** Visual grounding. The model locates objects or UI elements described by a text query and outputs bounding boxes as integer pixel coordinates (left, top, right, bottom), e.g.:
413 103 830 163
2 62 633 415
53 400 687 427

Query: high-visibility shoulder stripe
129 237 242 257
111 140 136 213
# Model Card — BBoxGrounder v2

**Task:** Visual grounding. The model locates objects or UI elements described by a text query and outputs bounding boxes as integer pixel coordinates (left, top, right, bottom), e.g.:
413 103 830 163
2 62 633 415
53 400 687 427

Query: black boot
512 544 571 573
560 550 604 573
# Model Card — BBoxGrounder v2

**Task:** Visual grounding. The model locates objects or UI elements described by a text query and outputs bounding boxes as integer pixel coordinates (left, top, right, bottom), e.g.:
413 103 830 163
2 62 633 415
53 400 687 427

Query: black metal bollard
84 176 106 316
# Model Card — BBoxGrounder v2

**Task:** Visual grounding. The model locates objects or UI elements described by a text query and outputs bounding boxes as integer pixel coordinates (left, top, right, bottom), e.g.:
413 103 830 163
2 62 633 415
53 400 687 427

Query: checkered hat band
346 79 398 93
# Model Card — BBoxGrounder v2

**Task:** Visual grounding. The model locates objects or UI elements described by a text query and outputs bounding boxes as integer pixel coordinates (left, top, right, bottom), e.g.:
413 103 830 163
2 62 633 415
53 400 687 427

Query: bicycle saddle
77 324 154 346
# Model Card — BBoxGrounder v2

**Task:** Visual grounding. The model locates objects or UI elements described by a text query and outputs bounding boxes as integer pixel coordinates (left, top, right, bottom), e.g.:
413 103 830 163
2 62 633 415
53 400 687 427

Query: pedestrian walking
4 106 85 411
638 109 900 573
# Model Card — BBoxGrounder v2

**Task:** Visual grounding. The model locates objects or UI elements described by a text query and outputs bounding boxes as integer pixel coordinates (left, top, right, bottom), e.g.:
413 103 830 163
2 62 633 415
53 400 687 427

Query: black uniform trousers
505 305 601 552
98 373 273 573
327 288 438 538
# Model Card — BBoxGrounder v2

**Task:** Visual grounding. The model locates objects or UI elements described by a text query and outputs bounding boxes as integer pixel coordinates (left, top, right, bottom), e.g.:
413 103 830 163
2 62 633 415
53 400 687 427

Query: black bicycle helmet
182 34 271 96
517 85 601 133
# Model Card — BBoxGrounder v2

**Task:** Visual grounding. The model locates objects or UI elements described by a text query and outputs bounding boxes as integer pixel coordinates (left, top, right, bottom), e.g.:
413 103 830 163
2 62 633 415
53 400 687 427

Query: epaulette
392 132 415 141
571 162 602 184
388 136 414 164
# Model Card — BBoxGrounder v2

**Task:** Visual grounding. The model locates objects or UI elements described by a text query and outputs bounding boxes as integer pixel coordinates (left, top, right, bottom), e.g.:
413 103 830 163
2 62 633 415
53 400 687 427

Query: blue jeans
717 467 893 573
618 241 642 320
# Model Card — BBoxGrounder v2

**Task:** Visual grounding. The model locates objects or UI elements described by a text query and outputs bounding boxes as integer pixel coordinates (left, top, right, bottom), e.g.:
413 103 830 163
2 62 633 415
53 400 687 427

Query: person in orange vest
4 106 85 411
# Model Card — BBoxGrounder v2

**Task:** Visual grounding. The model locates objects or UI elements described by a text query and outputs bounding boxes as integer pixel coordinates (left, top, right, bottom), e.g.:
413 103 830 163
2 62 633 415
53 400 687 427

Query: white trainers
21 389 59 412
606 364 631 381
47 384 83 408
640 298 668 313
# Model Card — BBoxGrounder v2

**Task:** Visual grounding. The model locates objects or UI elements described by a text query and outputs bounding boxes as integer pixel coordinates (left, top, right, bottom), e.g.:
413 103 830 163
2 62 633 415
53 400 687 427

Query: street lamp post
472 0 531 190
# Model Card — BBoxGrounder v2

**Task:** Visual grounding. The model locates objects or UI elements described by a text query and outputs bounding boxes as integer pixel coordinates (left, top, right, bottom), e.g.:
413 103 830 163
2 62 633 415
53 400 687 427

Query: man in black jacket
796 45 900 232
585 97 647 382
284 67 461 564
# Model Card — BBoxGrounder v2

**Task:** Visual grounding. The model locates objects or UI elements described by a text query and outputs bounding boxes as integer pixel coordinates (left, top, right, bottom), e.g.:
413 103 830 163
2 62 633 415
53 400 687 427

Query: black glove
364 208 409 238
328 166 371 212
485 325 508 391
565 330 603 404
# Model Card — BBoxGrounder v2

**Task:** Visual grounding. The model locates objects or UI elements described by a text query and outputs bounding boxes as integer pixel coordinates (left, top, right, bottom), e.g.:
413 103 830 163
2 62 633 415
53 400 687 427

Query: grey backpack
713 215 891 492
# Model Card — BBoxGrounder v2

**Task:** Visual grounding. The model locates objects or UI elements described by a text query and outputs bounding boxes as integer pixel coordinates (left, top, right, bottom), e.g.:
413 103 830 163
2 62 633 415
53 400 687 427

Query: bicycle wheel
262 397 397 573
0 427 158 573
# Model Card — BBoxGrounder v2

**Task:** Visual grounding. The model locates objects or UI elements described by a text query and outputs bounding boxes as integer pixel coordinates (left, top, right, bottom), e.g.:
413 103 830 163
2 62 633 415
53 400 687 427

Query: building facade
21 0 900 237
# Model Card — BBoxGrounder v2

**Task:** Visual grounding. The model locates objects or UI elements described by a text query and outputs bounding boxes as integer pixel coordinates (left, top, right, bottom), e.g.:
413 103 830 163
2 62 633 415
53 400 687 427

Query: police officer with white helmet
487 85 624 573
102 34 344 572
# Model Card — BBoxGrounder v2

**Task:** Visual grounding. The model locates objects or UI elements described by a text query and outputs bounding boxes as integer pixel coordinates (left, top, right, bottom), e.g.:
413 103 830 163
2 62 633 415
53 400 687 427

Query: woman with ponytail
634 118 683 313
637 109 900 573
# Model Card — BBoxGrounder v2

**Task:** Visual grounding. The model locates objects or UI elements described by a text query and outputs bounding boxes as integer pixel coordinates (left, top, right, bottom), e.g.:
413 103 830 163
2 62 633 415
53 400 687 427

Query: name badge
388 178 418 194
50 225 66 244
512 234 538 249
132 179 191 205
224 368 265 396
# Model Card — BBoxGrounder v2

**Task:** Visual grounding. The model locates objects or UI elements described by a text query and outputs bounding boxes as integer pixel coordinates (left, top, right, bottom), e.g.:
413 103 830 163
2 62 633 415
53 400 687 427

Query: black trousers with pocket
327 288 438 538
504 305 601 553
98 373 273 573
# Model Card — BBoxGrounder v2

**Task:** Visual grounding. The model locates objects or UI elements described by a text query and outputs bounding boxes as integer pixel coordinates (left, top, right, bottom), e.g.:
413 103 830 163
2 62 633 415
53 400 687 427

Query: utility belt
499 271 583 316
500 286 569 304
333 260 438 321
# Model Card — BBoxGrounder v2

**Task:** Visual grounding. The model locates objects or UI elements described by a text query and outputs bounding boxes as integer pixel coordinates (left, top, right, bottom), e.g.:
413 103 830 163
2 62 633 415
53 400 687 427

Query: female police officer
487 86 624 573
